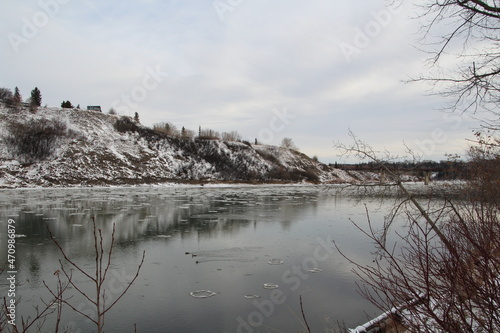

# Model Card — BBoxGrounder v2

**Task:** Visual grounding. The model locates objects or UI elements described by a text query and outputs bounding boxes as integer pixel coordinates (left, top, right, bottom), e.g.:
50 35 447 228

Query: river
0 185 404 333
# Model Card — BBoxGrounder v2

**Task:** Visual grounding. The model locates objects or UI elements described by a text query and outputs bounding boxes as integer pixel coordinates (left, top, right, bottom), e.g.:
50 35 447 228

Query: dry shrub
114 116 140 133
4 117 69 163
334 130 500 332
152 121 179 136
221 130 242 142
347 149 500 332
198 128 220 140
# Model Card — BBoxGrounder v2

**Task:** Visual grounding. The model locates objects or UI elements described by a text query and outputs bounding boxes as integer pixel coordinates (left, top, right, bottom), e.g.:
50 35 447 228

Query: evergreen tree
134 112 140 123
30 87 42 111
61 100 73 108
12 87 22 108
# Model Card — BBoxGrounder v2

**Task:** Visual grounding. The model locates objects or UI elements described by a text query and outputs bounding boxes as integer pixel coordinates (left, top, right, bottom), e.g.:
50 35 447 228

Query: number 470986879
7 219 16 269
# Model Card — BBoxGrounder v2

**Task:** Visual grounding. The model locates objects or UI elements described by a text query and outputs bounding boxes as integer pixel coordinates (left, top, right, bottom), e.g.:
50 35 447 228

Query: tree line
0 86 300 152
0 86 41 112
0 86 82 112
151 120 299 150
334 159 469 179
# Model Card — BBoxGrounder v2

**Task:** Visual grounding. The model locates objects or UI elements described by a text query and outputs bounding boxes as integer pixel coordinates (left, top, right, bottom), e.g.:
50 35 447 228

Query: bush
61 100 73 108
5 118 69 163
280 137 299 151
114 116 140 133
152 121 179 136
0 87 13 101
198 128 220 140
221 130 242 142
181 127 195 140
256 149 280 165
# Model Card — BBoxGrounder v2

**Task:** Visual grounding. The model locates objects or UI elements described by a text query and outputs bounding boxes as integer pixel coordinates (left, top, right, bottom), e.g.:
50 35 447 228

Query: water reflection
0 185 396 333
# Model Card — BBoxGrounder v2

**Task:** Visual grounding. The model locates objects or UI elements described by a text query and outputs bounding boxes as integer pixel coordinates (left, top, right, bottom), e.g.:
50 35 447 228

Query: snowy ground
1 105 381 188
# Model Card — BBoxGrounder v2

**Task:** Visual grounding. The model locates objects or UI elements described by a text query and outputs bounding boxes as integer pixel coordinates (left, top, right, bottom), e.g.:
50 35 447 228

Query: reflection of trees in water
27 254 42 287
0 185 387 332
1 186 324 266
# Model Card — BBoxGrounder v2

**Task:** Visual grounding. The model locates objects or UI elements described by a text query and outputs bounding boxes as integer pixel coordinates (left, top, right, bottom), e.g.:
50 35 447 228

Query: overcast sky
1 0 480 163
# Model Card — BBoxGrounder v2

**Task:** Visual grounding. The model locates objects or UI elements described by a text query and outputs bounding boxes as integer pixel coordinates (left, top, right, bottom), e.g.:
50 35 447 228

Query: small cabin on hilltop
87 105 102 112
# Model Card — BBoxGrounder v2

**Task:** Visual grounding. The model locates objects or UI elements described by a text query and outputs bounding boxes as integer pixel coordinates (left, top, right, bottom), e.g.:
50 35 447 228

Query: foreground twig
299 295 311 333
47 216 145 333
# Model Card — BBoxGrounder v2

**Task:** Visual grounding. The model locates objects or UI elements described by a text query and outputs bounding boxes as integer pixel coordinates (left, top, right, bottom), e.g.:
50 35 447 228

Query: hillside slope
0 105 369 188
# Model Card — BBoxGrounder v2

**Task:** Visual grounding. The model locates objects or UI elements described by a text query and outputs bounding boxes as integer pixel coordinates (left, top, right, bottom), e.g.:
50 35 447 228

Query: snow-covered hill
0 105 370 188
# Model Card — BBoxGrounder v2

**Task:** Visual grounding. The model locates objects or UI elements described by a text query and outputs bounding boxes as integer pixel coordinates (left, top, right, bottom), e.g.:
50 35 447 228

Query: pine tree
12 87 22 109
30 87 42 112
30 87 42 106
134 112 140 123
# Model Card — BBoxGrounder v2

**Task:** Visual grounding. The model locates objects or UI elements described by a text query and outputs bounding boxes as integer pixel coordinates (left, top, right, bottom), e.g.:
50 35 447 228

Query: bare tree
153 121 179 137
343 197 499 332
221 130 242 142
46 217 145 333
198 128 220 140
1 216 145 333
334 2 500 331
405 0 500 114
2 271 69 333
281 137 299 150
181 127 195 140
334 133 500 333
0 87 13 101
